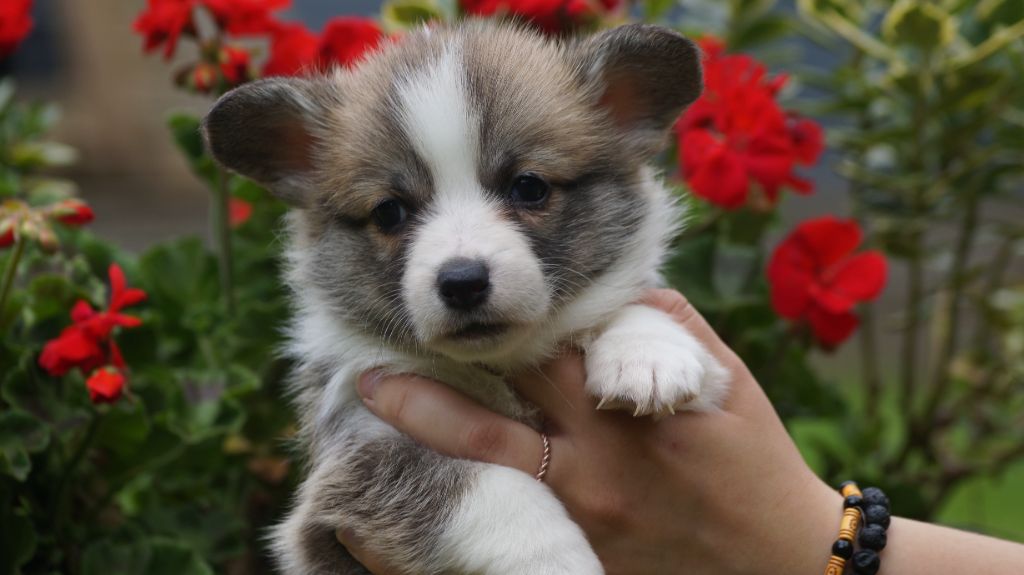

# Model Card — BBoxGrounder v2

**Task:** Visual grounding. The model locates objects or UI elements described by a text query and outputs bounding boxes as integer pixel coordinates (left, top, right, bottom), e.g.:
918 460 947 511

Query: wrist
752 475 843 575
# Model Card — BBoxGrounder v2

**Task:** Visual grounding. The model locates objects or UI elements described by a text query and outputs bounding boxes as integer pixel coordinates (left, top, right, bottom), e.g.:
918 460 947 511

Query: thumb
336 527 397 575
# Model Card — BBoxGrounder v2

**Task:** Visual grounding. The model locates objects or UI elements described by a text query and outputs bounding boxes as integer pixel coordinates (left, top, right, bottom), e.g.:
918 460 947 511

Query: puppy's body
205 21 728 574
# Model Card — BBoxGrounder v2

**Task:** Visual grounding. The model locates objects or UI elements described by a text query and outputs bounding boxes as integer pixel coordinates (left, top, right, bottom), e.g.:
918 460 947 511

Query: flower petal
807 306 859 348
821 251 888 312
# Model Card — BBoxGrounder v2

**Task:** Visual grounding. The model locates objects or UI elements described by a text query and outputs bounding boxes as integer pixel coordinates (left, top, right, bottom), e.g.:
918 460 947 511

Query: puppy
204 20 728 574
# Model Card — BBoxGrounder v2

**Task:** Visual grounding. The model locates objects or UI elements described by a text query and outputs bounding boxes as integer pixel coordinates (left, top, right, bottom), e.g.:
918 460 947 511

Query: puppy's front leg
586 304 730 416
273 429 601 574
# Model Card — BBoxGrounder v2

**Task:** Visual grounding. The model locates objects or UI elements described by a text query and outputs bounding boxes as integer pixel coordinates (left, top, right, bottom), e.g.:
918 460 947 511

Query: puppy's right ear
202 77 333 206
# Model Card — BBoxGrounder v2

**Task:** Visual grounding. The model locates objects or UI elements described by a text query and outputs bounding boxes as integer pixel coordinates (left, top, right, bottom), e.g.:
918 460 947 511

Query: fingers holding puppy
356 370 545 477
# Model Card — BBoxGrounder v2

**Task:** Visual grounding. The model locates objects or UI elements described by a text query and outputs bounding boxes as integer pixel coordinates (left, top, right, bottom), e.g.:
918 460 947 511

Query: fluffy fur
204 20 727 574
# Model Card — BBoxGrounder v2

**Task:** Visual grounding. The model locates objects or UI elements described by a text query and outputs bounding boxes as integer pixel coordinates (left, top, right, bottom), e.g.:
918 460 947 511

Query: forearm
879 517 1024 574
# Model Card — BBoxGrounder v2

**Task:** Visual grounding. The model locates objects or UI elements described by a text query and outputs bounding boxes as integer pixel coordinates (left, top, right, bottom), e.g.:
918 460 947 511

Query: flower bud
0 219 15 248
192 62 219 94
49 198 95 227
86 366 126 404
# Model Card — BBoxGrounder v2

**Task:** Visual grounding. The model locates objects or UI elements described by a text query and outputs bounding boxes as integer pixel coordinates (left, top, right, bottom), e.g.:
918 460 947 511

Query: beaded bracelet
823 481 891 575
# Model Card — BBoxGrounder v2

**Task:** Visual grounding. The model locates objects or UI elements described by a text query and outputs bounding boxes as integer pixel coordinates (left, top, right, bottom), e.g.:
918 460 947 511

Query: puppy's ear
202 77 334 206
577 24 702 153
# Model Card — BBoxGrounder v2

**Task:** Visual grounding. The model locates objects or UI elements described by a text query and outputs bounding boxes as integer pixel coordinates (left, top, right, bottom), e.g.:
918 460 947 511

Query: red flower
263 18 385 77
135 0 288 59
49 199 95 227
318 18 385 69
219 45 252 85
460 0 620 32
203 0 289 35
229 197 253 227
133 0 196 59
263 22 319 77
767 217 887 347
0 219 14 248
191 62 218 93
39 324 106 377
86 367 126 405
0 0 33 60
676 37 824 210
39 264 146 377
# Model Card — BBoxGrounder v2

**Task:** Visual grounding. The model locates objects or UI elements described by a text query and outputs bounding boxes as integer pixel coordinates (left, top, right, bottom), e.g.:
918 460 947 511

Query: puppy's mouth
446 322 510 341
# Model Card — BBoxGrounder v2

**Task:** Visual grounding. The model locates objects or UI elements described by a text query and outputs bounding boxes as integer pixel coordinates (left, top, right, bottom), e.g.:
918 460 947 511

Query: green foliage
0 2 1022 573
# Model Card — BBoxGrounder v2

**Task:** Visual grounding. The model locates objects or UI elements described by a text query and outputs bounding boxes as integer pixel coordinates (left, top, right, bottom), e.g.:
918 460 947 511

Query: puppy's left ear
577 24 703 153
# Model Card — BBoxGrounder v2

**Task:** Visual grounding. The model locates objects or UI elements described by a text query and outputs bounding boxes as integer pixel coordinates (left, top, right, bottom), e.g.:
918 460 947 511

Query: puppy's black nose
437 258 490 311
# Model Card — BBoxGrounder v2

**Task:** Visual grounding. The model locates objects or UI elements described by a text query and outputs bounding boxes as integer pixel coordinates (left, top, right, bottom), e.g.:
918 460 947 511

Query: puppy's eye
371 199 408 233
509 173 550 207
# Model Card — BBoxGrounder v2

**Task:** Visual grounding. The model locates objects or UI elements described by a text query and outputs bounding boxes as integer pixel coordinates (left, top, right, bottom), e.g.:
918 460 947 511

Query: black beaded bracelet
823 481 891 575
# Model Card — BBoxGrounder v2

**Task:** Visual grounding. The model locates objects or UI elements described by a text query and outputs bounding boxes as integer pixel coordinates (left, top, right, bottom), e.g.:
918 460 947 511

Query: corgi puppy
204 20 728 574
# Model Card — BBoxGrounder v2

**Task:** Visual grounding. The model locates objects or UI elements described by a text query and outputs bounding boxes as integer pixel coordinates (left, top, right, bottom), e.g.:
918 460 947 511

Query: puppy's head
203 22 701 363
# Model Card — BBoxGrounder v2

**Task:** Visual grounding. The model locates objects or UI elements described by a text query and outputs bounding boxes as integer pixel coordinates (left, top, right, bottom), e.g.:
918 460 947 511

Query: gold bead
840 482 863 498
839 507 862 541
824 555 846 575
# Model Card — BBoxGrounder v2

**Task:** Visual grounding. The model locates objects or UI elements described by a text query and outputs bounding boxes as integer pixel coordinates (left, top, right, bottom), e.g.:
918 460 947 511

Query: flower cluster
39 265 146 404
1 198 95 252
134 0 385 93
677 38 823 210
0 0 33 60
263 17 384 77
460 0 622 33
767 217 887 347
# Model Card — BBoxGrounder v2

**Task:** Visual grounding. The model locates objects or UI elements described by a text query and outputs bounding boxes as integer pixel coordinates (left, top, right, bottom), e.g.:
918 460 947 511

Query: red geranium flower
134 0 196 59
677 37 824 210
0 0 33 60
135 0 288 59
0 220 15 248
263 22 319 76
203 0 289 35
219 45 252 85
39 264 146 378
229 197 253 227
318 18 385 69
460 0 620 33
263 18 385 77
86 367 127 404
49 199 95 227
767 217 887 347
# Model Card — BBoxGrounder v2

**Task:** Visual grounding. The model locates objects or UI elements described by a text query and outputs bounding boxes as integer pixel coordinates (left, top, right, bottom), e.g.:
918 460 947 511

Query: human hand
339 289 842 575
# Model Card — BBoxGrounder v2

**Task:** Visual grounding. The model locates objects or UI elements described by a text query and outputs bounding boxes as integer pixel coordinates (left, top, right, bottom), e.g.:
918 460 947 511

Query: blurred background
0 0 1019 568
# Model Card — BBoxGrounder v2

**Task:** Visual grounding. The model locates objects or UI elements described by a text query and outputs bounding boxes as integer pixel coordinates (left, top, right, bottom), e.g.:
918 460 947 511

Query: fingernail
357 369 385 401
336 526 361 547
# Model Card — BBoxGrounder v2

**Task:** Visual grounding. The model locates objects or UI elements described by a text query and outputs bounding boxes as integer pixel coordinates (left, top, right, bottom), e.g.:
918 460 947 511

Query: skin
338 289 1024 575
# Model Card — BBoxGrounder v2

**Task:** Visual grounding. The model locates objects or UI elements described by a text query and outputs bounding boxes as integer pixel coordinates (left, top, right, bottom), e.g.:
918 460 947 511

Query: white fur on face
397 44 550 360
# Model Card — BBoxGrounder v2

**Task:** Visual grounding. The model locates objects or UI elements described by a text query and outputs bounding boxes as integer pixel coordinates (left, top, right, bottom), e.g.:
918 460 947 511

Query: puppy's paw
586 305 729 416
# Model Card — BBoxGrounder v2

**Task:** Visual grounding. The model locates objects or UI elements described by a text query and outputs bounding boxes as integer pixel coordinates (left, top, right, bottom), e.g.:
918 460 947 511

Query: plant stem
922 189 980 420
54 413 101 524
0 236 25 315
212 167 235 316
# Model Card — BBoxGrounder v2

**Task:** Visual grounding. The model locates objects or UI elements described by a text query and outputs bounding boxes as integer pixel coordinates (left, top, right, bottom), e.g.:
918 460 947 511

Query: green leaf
167 113 217 185
0 410 50 481
81 536 151 575
144 539 215 575
0 510 37 573
643 0 676 20
382 0 443 29
882 0 957 50
95 401 151 459
729 14 791 50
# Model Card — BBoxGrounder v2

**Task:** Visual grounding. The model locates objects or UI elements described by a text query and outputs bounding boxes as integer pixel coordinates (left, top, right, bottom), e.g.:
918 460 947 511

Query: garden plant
0 0 1021 573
